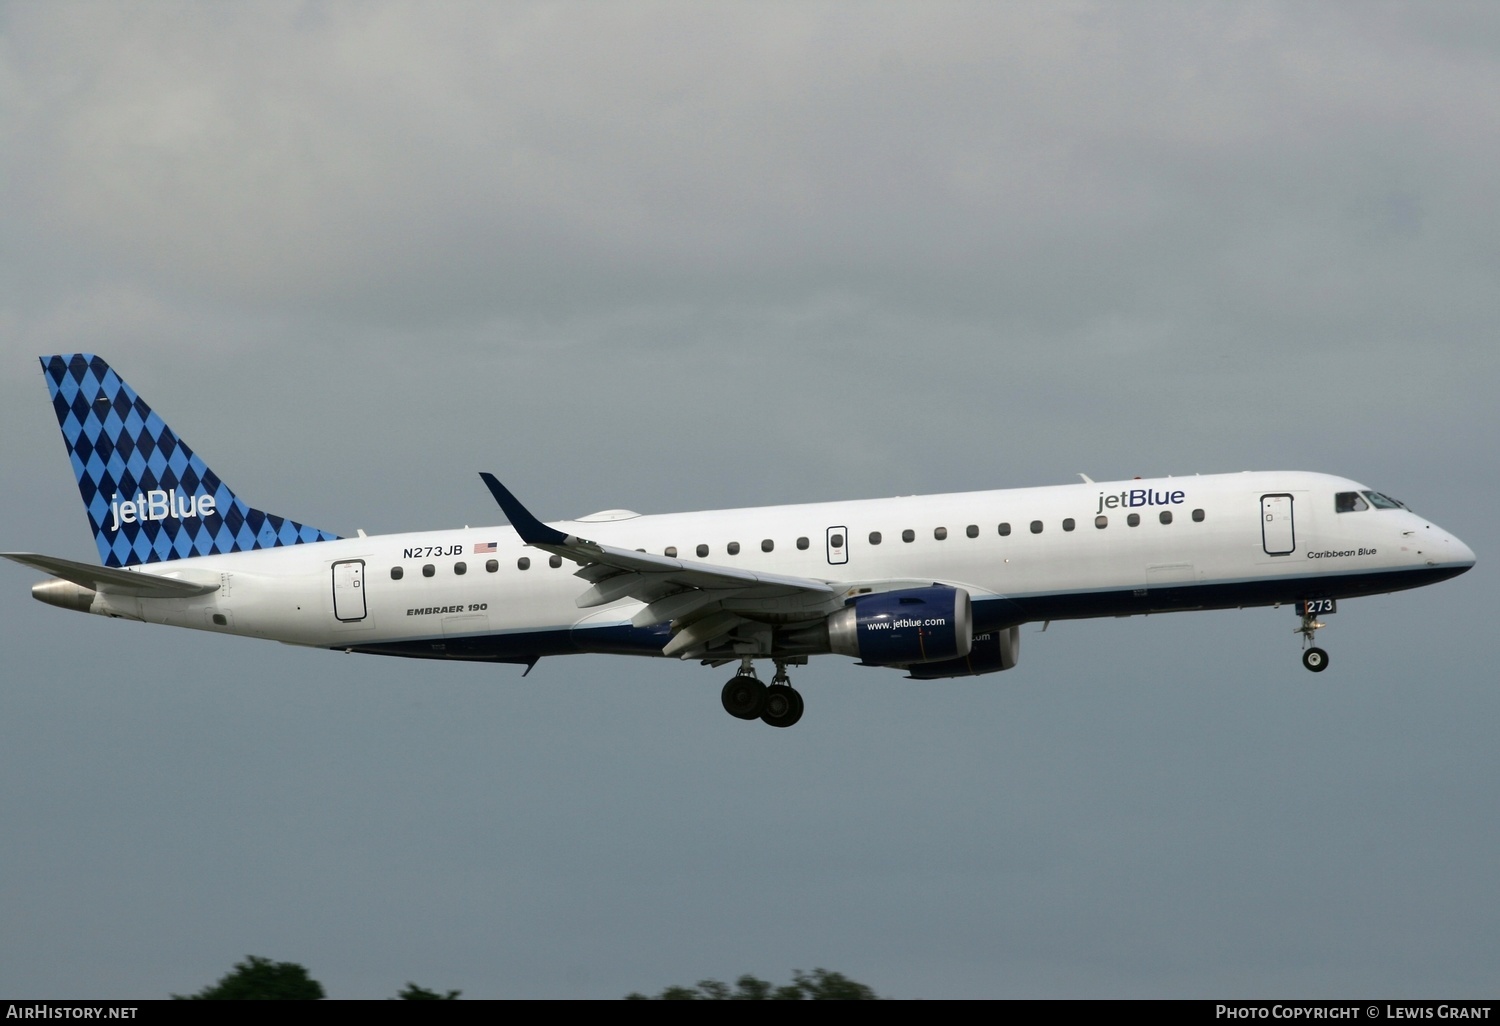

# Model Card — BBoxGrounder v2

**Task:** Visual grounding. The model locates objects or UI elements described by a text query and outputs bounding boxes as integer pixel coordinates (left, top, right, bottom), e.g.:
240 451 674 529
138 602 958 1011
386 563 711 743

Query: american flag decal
474 541 497 553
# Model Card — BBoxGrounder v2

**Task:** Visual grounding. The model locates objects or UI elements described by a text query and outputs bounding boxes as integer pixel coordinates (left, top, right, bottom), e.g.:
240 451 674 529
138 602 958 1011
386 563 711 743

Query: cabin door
332 559 367 621
1260 494 1295 556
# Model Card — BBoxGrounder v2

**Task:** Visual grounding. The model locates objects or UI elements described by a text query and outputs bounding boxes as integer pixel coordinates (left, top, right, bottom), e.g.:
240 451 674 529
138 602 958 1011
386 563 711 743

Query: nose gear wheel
1302 647 1329 672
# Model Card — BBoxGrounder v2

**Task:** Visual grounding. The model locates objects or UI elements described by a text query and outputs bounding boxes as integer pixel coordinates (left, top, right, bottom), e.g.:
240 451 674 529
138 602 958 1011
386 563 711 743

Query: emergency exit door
826 526 848 565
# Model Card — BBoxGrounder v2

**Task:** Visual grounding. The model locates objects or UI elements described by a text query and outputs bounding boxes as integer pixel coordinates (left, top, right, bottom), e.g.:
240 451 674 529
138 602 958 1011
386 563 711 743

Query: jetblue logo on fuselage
1096 488 1186 515
109 489 218 531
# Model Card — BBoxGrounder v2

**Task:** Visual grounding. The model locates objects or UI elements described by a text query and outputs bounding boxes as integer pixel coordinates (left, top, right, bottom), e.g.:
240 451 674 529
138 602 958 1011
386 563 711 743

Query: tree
173 956 324 1000
788 968 879 1000
625 969 878 1000
396 983 461 1000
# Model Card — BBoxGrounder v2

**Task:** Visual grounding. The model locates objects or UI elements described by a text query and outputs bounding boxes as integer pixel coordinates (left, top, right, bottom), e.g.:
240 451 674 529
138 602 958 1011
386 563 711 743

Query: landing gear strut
720 658 804 727
1296 610 1330 673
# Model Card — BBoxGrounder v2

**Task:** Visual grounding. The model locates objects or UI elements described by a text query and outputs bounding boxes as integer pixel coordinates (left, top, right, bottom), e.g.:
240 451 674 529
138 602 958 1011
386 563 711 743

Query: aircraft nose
1433 524 1477 570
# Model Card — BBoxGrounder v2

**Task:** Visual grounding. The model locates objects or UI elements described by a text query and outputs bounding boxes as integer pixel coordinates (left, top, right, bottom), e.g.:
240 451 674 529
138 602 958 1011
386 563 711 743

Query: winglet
479 473 570 545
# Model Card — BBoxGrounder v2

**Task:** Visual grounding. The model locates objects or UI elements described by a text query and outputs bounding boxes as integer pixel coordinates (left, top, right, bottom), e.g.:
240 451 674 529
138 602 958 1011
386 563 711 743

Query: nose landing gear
720 658 804 726
1296 607 1330 673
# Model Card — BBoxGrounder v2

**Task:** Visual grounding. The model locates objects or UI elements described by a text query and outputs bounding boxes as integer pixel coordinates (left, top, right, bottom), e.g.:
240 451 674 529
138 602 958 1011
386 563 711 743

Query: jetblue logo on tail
109 489 219 531
41 353 340 567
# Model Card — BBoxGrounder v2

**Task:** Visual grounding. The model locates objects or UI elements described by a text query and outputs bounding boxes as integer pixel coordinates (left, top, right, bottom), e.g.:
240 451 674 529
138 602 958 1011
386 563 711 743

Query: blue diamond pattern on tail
41 354 342 568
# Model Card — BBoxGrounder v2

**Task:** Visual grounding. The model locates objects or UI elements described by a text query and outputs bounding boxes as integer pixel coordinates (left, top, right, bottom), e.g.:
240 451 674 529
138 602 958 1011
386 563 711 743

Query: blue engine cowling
826 586 973 666
903 625 1020 679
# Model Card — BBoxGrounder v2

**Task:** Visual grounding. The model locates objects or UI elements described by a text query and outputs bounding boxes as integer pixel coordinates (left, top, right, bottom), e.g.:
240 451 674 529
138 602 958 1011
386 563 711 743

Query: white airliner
4 355 1476 727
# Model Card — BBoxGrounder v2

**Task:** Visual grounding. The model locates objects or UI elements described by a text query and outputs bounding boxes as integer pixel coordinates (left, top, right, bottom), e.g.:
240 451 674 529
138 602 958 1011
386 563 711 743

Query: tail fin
41 354 341 568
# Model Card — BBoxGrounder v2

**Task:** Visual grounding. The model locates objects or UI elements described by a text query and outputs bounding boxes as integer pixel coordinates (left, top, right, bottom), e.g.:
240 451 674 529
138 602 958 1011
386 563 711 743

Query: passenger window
1062 518 1075 532
1030 521 1043 534
727 542 740 555
797 536 809 550
390 566 404 580
1095 515 1108 529
966 524 978 538
869 531 882 545
902 529 915 543
828 534 843 549
697 544 710 558
517 557 530 570
1159 510 1172 525
485 559 498 573
422 564 435 577
665 546 678 557
454 561 467 575
998 523 1011 536
1127 513 1140 527
1335 492 1369 513
934 527 948 540
1192 508 1205 522
549 555 562 568
762 539 774 552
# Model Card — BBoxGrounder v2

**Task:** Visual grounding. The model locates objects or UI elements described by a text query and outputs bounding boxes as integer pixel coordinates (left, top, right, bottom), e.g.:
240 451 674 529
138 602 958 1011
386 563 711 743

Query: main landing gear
1296 609 1330 673
720 658 804 728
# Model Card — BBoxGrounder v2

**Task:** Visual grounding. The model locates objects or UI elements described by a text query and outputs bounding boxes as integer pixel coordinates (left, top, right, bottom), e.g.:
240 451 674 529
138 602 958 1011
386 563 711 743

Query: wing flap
576 571 660 608
631 589 727 628
661 610 749 658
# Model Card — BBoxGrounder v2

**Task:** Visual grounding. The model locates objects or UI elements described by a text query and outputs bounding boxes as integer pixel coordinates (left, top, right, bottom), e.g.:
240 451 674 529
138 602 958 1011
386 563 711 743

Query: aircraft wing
480 474 842 658
2 552 221 597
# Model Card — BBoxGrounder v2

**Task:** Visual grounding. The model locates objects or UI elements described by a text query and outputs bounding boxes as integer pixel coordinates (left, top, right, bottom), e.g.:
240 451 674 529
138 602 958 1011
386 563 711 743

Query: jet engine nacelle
826 586 973 666
903 625 1021 679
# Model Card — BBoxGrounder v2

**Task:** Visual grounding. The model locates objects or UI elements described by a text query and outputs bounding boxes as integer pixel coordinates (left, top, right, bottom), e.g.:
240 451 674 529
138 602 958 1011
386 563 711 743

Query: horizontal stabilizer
1 552 220 597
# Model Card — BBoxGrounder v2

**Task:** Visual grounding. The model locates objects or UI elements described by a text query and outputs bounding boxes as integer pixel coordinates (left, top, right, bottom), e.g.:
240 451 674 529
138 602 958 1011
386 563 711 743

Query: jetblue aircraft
4 355 1476 727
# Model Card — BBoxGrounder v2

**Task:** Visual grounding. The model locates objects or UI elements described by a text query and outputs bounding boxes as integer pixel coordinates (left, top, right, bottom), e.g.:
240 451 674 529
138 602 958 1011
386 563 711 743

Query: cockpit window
1335 492 1368 513
1362 490 1406 510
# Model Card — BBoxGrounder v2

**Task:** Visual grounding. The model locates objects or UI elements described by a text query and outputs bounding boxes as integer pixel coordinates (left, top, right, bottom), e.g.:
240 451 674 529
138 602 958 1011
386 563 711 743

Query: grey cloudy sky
2 1 1496 999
